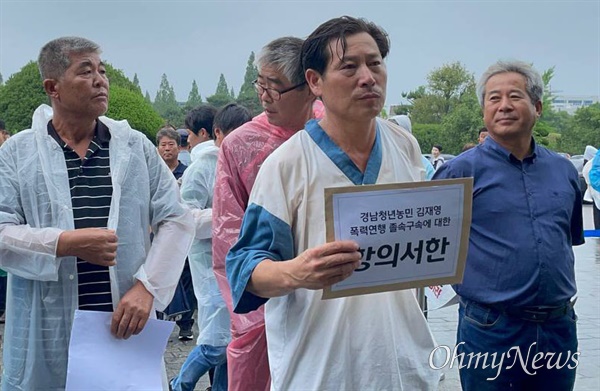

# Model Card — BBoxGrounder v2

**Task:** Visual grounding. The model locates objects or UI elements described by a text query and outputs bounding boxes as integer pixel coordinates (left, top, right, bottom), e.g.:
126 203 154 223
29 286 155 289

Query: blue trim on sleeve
226 203 295 314
304 119 381 185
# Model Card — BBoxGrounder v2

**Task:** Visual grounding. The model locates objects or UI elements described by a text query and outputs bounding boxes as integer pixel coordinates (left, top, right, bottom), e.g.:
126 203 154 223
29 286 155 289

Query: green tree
0 61 163 138
185 80 202 110
394 86 426 115
427 62 473 114
531 66 559 146
412 123 444 155
145 90 152 104
105 64 141 94
133 73 140 89
539 109 572 137
0 61 48 131
558 103 600 154
0 72 4 86
236 52 262 115
409 94 448 124
239 52 258 96
438 83 483 154
408 62 475 124
540 67 556 121
230 87 235 99
390 104 410 116
106 86 164 141
154 73 184 126
206 94 234 108
572 103 600 146
216 74 230 96
206 74 234 108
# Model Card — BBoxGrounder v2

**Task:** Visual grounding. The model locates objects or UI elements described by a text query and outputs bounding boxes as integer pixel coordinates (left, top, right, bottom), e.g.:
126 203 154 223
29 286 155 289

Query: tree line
0 58 597 154
0 52 262 142
388 62 599 156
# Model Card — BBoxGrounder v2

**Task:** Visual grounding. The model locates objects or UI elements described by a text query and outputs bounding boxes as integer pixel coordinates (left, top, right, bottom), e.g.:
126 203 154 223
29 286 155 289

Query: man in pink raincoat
212 36 324 391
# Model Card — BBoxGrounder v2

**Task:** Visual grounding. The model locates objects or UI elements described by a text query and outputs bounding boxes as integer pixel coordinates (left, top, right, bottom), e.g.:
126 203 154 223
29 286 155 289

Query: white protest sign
323 178 472 299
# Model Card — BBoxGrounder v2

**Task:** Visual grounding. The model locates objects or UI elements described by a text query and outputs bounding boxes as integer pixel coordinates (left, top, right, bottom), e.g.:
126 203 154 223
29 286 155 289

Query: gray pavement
1 205 599 390
164 326 210 390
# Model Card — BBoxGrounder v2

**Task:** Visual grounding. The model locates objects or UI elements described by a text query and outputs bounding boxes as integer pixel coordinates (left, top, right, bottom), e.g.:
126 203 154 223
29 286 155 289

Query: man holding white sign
226 16 439 390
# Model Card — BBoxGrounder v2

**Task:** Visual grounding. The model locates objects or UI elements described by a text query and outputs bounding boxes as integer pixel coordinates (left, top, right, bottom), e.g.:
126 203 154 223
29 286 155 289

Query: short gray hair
38 36 101 80
476 60 543 107
255 37 305 85
156 128 181 146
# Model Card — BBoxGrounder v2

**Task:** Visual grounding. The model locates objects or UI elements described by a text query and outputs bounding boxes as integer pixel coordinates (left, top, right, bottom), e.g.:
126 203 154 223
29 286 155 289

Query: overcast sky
1 0 599 108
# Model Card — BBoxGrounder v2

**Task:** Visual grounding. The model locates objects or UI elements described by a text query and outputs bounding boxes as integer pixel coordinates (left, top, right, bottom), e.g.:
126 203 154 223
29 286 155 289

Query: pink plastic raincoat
212 101 324 391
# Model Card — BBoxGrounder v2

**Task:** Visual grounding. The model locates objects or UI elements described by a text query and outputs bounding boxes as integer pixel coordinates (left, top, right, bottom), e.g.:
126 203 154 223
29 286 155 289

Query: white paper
425 284 459 311
66 310 174 390
330 183 466 292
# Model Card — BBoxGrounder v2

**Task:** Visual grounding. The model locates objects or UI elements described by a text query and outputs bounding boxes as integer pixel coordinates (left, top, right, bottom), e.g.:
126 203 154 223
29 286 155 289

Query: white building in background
551 95 599 115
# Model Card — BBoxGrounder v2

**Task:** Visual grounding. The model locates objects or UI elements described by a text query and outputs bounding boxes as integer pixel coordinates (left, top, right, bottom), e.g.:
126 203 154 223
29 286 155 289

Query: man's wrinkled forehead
70 51 103 64
66 51 104 72
158 135 178 144
257 66 286 86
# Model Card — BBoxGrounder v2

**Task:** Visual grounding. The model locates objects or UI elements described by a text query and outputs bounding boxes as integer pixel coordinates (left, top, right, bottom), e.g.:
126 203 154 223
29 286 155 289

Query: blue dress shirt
433 136 584 307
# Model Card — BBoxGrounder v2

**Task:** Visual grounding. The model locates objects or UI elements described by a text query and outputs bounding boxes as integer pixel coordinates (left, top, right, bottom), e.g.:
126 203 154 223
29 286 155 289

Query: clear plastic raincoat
0 105 194 390
180 140 230 347
212 101 324 391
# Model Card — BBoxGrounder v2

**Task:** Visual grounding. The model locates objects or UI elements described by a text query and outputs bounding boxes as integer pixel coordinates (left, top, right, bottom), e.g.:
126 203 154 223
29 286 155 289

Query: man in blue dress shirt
434 60 584 390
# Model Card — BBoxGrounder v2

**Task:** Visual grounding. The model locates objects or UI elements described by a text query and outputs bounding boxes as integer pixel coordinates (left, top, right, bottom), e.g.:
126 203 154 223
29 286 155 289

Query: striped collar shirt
48 120 114 312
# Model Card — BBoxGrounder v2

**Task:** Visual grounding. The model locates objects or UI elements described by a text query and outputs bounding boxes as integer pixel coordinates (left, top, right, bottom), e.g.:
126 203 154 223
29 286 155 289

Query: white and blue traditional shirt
227 118 439 391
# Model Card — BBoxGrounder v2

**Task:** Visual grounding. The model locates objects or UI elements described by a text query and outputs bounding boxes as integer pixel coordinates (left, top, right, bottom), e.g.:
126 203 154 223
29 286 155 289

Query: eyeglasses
252 79 306 101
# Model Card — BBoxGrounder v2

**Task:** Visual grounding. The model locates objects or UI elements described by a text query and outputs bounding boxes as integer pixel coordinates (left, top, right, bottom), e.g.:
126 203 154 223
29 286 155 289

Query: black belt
501 299 576 323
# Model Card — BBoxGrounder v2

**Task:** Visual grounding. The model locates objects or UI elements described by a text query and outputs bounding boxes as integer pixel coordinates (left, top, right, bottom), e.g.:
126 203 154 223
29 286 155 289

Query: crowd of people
0 14 599 391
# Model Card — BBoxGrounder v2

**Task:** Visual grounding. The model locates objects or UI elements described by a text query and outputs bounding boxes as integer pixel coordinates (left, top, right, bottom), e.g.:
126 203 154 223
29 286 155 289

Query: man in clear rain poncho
0 37 194 390
226 16 439 391
171 103 253 391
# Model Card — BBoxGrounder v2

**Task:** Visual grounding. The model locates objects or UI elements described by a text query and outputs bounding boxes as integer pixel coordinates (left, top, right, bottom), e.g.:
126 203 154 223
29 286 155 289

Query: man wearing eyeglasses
225 16 439 390
212 36 324 391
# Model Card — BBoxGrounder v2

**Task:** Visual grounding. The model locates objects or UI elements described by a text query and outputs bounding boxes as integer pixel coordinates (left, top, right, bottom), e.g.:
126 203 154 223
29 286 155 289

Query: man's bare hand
111 281 154 339
56 228 118 266
285 240 361 290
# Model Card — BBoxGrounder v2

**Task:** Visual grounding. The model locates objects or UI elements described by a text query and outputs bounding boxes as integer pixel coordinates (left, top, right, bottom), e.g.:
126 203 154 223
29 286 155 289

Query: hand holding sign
286 240 361 289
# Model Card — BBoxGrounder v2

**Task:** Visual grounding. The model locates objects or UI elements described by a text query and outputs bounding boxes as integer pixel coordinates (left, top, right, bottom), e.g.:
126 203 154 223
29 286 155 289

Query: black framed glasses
252 79 307 101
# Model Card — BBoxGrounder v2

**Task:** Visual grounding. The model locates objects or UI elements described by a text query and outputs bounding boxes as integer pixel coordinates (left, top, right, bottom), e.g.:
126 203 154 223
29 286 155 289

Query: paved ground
164 325 210 390
1 205 599 390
